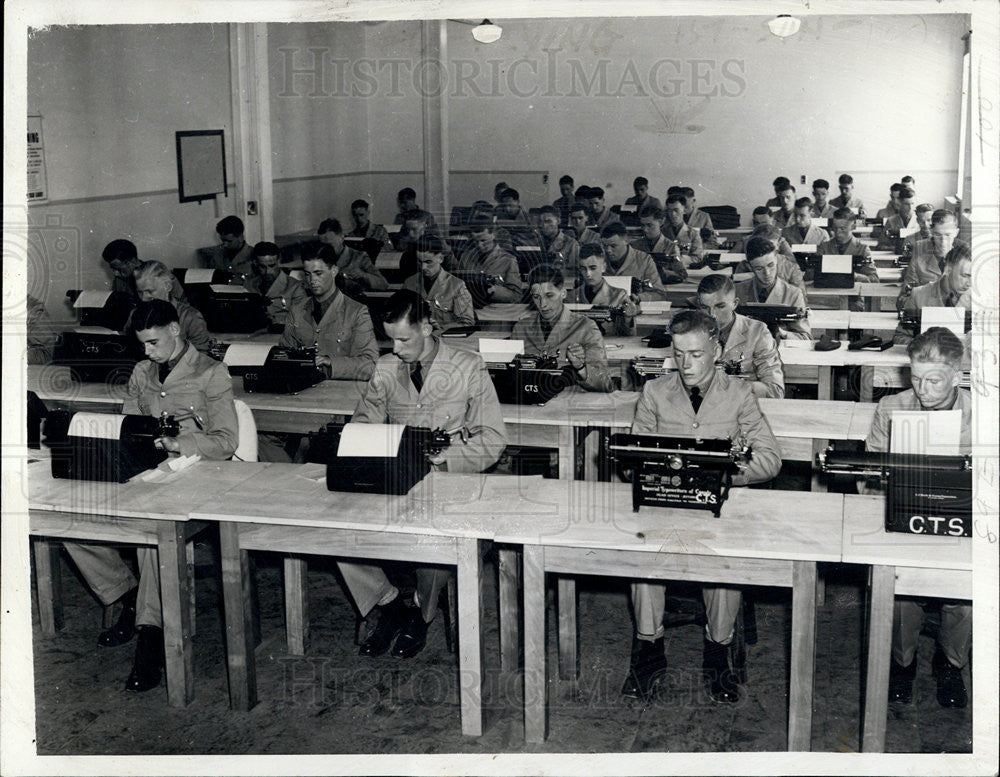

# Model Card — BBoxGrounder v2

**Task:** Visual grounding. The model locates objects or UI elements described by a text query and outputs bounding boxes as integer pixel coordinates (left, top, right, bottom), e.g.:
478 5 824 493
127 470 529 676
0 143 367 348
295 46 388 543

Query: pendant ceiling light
767 15 801 38
472 19 503 44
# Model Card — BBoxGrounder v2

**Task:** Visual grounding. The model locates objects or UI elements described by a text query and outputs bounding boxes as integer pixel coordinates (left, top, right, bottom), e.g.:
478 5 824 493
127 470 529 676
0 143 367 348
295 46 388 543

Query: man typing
566 244 640 337
401 236 475 331
243 241 308 331
734 237 811 340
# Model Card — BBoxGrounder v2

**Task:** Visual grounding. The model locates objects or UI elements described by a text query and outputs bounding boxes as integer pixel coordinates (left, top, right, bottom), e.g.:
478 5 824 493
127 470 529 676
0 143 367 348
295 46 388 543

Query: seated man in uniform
206 216 254 277
680 186 718 247
830 173 864 213
565 243 640 336
393 186 437 233
876 183 902 221
894 243 972 346
764 176 789 209
566 201 601 247
455 218 524 303
401 236 475 331
781 197 830 247
817 208 880 282
552 174 576 224
900 209 965 296
770 183 797 229
631 205 687 283
342 291 507 659
733 208 797 262
624 309 782 701
588 187 621 231
734 214 804 292
127 260 212 354
397 209 453 279
697 274 785 398
601 222 670 301
317 218 389 294
904 203 935 253
63 299 238 692
494 187 532 228
661 194 704 266
734 237 811 340
26 294 57 365
624 176 662 213
810 179 836 219
867 327 972 708
348 198 390 245
512 264 614 392
243 241 308 331
876 186 918 251
102 239 187 304
535 205 581 274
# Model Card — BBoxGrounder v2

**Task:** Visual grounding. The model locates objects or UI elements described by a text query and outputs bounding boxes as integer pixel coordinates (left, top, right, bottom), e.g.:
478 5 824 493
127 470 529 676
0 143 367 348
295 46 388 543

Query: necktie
312 297 324 323
411 362 423 393
689 386 703 414
158 361 171 384
946 292 957 308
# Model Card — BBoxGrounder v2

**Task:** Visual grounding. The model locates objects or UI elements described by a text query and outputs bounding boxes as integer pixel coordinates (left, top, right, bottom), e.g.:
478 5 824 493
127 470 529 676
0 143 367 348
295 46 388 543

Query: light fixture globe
767 15 801 38
472 19 502 43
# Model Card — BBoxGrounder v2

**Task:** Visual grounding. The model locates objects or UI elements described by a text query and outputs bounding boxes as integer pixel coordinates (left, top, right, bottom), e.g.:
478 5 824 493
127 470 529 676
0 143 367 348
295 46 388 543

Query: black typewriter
173 268 269 332
609 433 752 516
576 305 627 323
736 303 807 338
65 289 135 331
51 329 143 384
307 422 453 495
818 448 972 536
46 410 180 483
236 345 325 394
629 356 672 386
485 353 573 405
452 270 506 308
897 308 972 336
895 242 913 267
343 236 384 260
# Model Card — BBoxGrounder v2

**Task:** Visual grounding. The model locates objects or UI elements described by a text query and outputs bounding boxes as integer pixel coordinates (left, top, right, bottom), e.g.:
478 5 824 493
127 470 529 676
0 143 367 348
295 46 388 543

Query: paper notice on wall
27 115 48 203
890 410 961 456
72 290 113 309
605 276 633 293
921 306 966 337
337 423 405 457
69 412 126 440
821 255 852 274
223 343 272 367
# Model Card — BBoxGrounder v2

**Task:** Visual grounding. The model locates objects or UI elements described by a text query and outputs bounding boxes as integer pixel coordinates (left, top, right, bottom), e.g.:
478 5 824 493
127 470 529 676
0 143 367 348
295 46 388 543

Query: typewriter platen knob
668 454 684 470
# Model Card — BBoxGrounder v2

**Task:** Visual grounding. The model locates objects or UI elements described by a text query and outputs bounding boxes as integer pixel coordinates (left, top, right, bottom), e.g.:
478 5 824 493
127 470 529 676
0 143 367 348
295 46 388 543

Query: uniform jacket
781 223 830 247
771 209 796 229
280 289 378 380
734 277 811 339
720 314 785 399
348 222 390 244
866 388 972 454
537 231 581 274
511 305 614 392
830 194 864 211
686 208 718 246
402 270 475 330
809 202 836 219
624 194 663 213
124 343 238 460
123 299 212 354
455 244 524 303
352 339 507 473
334 245 389 291
631 371 782 486
817 236 879 282
114 273 188 305
565 281 636 337
660 221 704 264
604 246 668 302
243 270 308 328
894 274 971 345
629 233 687 283
205 242 254 277
901 238 969 291
733 228 796 264
566 227 601 246
735 254 805 292
876 212 918 251
592 208 621 230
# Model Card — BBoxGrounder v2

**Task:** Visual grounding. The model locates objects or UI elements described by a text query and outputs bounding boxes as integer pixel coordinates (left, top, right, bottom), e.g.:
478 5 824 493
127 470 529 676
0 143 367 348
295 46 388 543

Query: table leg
33 539 63 636
186 540 196 638
498 547 520 673
456 537 484 737
862 564 895 753
809 439 828 493
283 555 309 655
788 561 817 751
523 544 547 743
557 577 578 680
817 366 833 401
558 426 574 481
157 521 194 707
219 521 257 711
859 366 874 403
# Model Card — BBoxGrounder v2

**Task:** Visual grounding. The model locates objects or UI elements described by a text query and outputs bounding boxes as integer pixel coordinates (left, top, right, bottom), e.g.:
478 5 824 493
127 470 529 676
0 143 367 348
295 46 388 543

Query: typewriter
629 356 672 386
609 433 752 516
46 409 180 483
485 352 573 405
173 269 268 333
452 270 507 308
895 241 913 267
66 289 135 331
212 343 325 394
817 448 972 536
51 327 143 384
571 304 628 323
307 421 455 495
897 308 972 337
343 236 384 260
736 303 807 339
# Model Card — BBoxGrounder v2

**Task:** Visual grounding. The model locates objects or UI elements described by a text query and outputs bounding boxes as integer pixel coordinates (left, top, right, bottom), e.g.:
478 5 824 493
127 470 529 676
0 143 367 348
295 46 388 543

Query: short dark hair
252 241 281 259
665 193 687 207
590 186 605 199
697 273 735 296
944 241 971 266
666 185 683 196
898 187 915 200
908 327 964 369
633 176 649 188
131 299 179 330
838 173 854 185
216 216 244 236
558 174 574 186
468 216 495 233
493 181 508 195
102 239 137 264
415 235 446 255
668 308 719 341
639 205 664 221
745 236 776 262
600 222 628 239
772 176 790 188
812 179 830 191
916 203 935 215
317 218 343 236
528 264 565 289
776 183 796 194
794 197 812 210
680 186 696 198
574 185 592 199
351 199 369 210
568 202 589 216
901 175 915 185
889 183 903 194
579 243 605 260
500 187 520 202
537 205 559 219
383 290 431 326
397 187 417 201
832 207 856 222
931 208 957 227
751 205 771 218
403 209 431 226
304 243 338 268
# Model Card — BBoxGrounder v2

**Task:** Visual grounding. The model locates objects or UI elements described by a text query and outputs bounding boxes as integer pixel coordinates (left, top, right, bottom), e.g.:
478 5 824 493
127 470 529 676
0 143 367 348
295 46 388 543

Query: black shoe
98 587 138 647
932 650 968 708
358 596 407 657
621 637 667 699
703 638 740 704
124 626 164 693
888 657 916 703
391 606 430 659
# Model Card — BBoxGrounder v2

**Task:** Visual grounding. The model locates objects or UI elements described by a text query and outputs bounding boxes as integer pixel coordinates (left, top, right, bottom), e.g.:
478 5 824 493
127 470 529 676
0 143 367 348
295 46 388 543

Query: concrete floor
31 546 972 756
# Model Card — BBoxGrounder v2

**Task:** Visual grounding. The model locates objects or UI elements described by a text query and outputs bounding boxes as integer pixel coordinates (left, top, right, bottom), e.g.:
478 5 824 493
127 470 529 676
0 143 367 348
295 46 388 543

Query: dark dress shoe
125 626 165 693
391 606 430 659
888 656 916 703
703 638 739 704
932 650 968 708
358 596 407 657
98 587 138 647
620 637 667 699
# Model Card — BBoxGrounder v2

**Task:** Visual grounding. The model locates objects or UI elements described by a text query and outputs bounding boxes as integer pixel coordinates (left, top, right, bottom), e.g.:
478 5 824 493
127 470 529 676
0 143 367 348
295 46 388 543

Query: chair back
233 399 258 462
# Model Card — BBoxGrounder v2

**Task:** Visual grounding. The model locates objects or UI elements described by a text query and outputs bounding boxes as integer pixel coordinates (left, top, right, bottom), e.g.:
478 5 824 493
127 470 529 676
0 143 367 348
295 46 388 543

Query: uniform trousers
631 582 741 644
63 543 162 628
338 561 450 623
893 598 972 668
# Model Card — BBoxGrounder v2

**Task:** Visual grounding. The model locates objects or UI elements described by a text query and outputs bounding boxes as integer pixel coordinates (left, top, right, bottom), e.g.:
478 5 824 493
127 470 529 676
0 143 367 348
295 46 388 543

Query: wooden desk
494 482 844 749
840 495 972 753
28 457 268 707
778 341 910 401
190 464 494 736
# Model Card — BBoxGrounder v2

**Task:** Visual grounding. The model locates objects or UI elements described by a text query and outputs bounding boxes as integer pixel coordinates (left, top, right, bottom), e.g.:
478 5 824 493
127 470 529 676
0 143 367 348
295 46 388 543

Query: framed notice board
176 130 227 203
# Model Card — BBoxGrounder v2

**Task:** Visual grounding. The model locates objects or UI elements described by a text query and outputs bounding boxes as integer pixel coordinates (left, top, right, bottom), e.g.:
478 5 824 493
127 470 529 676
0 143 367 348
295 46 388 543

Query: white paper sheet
812 218 828 227
209 283 246 294
605 275 633 292
479 338 524 362
641 301 672 314
337 423 406 457
898 225 921 238
565 303 595 312
72 290 112 309
687 265 732 279
790 244 817 253
920 306 966 337
68 412 126 440
185 269 216 283
72 326 118 335
821 254 852 274
223 342 273 367
715 253 745 264
890 410 961 456
515 245 541 252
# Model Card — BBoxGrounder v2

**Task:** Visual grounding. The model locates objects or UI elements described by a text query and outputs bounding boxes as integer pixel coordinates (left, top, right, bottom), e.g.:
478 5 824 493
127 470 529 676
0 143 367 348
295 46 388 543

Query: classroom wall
26 24 235 324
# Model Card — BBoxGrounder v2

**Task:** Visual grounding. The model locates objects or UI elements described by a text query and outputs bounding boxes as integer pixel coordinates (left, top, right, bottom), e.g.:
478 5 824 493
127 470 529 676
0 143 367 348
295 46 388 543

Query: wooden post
219 521 257 711
557 577 578 681
788 560 817 751
157 522 195 707
497 547 520 673
456 537 483 737
32 539 62 636
522 545 548 743
283 555 309 655
862 565 895 752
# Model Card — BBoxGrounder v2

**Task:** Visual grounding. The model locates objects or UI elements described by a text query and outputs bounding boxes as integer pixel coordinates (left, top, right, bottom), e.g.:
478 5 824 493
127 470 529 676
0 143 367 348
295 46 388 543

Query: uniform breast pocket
433 396 469 429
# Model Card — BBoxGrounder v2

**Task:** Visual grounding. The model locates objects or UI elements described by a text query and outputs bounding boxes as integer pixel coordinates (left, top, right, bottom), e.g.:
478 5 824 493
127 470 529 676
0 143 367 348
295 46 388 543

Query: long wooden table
840 494 972 753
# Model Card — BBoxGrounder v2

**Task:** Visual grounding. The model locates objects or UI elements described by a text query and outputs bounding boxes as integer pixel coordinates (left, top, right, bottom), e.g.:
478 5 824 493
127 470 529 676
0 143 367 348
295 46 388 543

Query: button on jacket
280 289 378 380
204 242 254 277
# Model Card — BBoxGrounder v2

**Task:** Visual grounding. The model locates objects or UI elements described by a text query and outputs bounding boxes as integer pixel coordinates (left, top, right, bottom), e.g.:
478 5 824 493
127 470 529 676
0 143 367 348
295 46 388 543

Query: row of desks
25 458 971 751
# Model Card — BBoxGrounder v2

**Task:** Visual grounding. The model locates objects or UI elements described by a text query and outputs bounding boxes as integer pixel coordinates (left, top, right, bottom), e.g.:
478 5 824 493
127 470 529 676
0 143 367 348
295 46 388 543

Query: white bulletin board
175 129 227 203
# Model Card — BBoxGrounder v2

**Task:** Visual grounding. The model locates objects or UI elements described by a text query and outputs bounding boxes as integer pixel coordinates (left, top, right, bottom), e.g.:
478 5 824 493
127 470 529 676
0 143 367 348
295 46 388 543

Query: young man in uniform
207 216 254 277
397 209 453 279
128 261 212 354
244 241 308 331
894 243 972 346
317 218 389 294
866 327 972 708
102 239 187 304
631 205 687 284
393 187 437 233
600 222 670 302
734 237 811 340
348 198 390 245
341 291 507 659
566 202 601 247
810 179 836 219
624 176 661 213
511 264 615 393
455 219 524 303
876 187 918 252
817 208 880 282
565 243 640 337
63 299 238 692
661 194 704 266
830 173 864 212
781 197 830 247
552 174 576 224
401 236 475 331
734 213 804 292
680 186 718 247
588 187 621 231
876 183 903 221
624 309 782 701
495 187 532 228
765 176 790 209
900 209 965 294
770 183 797 229
534 205 581 274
